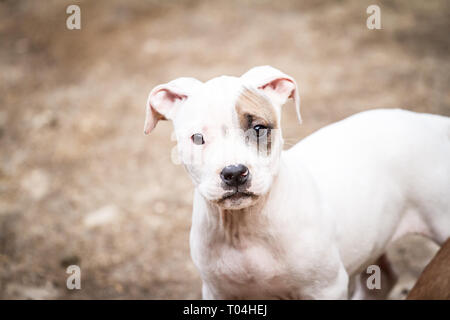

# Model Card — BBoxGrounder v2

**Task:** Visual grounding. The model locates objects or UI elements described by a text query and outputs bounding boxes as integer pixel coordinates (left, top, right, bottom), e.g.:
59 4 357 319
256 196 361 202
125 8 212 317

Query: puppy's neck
204 197 270 247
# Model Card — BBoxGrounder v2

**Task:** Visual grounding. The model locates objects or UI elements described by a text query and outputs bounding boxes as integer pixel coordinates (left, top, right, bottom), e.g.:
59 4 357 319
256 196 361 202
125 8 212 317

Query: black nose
220 164 249 187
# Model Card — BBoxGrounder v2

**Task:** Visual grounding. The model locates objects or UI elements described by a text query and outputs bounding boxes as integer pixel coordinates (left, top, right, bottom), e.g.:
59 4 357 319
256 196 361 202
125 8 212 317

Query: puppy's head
144 66 300 210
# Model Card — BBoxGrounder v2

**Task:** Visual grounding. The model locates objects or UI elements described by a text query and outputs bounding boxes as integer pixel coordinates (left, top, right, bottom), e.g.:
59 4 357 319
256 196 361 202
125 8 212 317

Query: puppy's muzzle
220 164 249 187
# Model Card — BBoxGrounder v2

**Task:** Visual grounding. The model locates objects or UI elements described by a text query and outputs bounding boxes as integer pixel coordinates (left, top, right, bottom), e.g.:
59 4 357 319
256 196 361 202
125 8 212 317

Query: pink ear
144 87 186 134
144 104 164 135
144 77 202 135
241 66 301 123
260 78 296 106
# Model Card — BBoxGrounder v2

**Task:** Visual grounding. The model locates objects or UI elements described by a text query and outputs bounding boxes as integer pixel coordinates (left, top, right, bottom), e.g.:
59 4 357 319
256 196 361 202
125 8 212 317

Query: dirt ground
0 0 449 299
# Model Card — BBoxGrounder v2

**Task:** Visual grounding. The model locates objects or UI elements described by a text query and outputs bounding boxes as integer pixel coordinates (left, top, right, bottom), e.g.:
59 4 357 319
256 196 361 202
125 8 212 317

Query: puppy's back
284 109 450 270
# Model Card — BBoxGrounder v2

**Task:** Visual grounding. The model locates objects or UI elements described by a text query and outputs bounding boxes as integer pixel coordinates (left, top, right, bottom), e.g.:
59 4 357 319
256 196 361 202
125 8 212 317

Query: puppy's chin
216 193 258 210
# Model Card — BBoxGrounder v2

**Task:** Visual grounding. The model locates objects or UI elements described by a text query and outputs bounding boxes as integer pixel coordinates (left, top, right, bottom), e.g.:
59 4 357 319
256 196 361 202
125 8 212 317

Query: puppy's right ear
144 77 202 134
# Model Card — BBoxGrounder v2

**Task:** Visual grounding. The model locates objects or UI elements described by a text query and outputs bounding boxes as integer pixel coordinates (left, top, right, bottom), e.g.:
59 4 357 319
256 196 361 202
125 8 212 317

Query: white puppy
144 66 450 299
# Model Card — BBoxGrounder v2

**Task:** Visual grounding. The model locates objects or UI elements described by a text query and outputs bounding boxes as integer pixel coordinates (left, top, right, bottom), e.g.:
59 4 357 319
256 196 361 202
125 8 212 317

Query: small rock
84 205 120 228
32 110 58 130
20 169 50 200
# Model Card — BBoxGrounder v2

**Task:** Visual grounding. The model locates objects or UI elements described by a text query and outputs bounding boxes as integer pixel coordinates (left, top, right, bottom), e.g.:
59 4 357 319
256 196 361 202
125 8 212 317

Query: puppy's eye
253 125 269 138
191 133 205 145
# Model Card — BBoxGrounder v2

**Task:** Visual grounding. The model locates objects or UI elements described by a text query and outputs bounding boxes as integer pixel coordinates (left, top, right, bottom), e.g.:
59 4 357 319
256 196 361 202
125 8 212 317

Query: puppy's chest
203 242 299 299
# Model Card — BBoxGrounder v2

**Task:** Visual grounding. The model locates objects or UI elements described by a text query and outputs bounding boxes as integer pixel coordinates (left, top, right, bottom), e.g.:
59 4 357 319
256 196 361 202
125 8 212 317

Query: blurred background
0 0 449 299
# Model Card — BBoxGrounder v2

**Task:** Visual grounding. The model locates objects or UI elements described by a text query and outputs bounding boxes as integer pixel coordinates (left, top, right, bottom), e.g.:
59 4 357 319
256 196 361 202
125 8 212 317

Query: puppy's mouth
219 190 255 201
210 187 259 209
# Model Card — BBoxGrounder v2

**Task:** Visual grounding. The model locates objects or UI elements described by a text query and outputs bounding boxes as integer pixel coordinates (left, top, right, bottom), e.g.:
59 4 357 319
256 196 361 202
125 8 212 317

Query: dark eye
191 133 205 145
253 125 268 138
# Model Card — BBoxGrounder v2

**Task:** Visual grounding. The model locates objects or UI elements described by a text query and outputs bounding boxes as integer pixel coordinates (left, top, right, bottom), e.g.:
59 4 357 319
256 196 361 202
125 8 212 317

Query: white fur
145 66 450 299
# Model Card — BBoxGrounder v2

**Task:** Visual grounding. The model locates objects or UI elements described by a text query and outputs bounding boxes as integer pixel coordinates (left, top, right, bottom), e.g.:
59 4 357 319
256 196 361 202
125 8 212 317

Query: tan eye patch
235 87 277 156
235 87 278 130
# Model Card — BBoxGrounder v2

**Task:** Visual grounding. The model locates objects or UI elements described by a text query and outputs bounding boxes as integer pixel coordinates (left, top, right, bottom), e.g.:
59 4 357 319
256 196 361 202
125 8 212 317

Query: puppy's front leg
314 262 349 299
297 247 349 300
202 283 215 300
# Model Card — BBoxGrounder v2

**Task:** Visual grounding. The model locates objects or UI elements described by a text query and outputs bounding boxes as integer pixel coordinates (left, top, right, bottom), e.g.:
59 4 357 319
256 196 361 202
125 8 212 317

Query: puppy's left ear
241 65 301 123
144 77 202 134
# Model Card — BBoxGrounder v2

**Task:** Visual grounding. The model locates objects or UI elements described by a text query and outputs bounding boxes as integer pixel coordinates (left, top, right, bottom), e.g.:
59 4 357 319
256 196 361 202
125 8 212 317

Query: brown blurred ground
0 0 449 299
